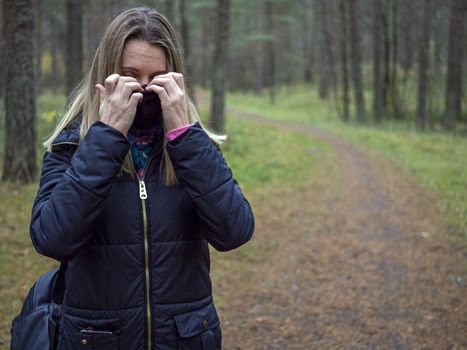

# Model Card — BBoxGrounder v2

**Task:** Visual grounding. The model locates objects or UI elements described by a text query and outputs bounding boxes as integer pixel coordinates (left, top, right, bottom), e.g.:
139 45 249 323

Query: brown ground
213 109 467 350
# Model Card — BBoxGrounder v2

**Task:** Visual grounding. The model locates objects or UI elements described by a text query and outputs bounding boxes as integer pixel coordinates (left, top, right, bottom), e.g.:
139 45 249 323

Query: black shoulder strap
53 262 67 304
50 263 67 350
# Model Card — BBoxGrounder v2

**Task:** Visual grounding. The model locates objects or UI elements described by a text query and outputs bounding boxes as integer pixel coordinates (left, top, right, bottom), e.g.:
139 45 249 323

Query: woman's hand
146 72 190 131
95 74 144 136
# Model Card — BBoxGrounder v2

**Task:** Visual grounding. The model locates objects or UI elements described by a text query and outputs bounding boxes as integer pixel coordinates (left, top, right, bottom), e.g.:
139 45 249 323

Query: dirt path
214 109 467 350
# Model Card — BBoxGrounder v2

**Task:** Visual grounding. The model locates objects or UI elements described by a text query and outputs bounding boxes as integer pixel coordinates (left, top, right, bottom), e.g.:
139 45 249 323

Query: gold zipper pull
139 180 148 199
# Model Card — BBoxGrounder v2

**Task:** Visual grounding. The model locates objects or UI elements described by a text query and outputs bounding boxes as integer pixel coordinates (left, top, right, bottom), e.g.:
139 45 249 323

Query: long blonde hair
44 6 226 186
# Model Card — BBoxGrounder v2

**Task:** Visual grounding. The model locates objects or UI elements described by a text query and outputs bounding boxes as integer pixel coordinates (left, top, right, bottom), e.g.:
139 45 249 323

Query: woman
30 6 255 350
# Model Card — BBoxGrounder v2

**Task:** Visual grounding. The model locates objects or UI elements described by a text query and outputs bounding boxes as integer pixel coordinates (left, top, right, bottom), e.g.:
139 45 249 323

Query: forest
0 0 466 349
1 0 466 181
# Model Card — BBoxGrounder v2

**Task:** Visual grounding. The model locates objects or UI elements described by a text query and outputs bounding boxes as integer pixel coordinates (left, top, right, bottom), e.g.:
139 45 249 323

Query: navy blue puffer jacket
30 118 255 349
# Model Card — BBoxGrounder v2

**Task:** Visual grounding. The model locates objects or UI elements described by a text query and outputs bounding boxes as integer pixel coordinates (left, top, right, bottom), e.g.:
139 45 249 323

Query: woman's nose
139 77 151 87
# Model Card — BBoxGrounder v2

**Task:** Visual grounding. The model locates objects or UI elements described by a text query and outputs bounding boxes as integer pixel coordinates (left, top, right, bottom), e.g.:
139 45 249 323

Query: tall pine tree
210 0 230 132
3 0 37 182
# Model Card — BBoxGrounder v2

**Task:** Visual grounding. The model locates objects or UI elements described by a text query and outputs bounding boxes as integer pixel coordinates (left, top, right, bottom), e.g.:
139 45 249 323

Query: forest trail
214 108 467 349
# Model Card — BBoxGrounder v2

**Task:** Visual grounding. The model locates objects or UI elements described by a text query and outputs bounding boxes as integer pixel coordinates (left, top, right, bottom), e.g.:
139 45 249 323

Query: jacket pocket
59 313 122 350
174 302 222 350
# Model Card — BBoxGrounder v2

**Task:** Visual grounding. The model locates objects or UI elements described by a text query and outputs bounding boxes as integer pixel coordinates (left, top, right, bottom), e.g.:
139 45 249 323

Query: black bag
10 263 66 350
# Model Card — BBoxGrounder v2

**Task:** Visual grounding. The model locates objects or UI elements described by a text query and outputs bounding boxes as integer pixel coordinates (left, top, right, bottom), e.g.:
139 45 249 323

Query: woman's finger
170 72 185 92
128 92 143 108
113 76 138 95
95 84 106 104
121 82 143 100
151 72 185 91
150 76 183 98
146 84 170 105
104 74 120 96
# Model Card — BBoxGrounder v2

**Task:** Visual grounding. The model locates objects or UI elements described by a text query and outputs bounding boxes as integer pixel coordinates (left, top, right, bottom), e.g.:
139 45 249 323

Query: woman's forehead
122 39 166 71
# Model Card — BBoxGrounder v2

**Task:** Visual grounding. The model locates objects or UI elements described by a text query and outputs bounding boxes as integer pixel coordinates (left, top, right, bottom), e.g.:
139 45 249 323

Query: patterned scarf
127 124 164 178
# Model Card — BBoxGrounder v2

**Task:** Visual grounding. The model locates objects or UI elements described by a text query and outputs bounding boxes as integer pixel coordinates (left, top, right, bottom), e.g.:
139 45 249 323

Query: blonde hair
44 6 226 186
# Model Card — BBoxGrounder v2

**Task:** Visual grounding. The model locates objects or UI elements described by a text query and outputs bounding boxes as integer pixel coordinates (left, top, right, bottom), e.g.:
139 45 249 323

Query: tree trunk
35 0 43 90
284 19 294 86
50 18 60 91
84 0 101 70
303 0 314 84
110 0 123 19
349 0 366 122
416 0 433 131
373 0 384 123
164 0 176 25
389 0 402 118
254 2 264 94
444 0 466 131
66 0 83 95
0 0 4 100
381 1 390 112
179 0 190 60
316 0 330 99
399 1 415 74
179 0 196 105
265 0 276 104
339 0 349 122
432 4 444 77
199 6 212 88
210 0 230 133
3 0 36 182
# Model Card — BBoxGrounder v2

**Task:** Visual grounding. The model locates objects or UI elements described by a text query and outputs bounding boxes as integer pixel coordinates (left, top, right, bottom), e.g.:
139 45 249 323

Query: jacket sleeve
30 121 129 262
166 122 255 252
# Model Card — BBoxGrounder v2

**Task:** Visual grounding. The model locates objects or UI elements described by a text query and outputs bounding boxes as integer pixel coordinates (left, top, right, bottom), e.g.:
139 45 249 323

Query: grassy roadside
0 93 337 348
227 85 467 236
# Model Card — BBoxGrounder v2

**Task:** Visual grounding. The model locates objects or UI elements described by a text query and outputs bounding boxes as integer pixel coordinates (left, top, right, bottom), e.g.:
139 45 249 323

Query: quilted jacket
29 117 255 349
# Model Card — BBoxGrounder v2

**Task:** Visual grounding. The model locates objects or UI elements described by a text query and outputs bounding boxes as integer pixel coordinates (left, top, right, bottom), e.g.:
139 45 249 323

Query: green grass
228 84 335 125
0 182 57 348
227 84 467 235
221 115 335 188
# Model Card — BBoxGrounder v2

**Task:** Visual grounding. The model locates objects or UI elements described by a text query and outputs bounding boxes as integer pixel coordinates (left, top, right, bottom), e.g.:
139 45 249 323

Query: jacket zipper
129 150 161 350
139 179 151 350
